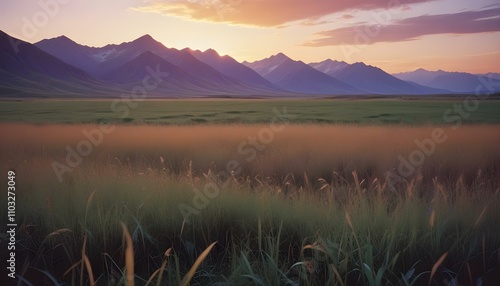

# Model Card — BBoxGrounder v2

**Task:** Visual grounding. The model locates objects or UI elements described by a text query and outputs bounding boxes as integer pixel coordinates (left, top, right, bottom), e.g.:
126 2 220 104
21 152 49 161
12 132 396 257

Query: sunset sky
1 0 499 73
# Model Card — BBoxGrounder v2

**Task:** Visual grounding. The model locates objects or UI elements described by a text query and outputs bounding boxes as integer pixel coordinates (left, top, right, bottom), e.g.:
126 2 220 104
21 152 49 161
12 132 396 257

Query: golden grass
145 247 171 286
2 123 499 151
1 123 499 284
1 123 499 185
180 241 217 286
81 234 95 286
429 252 448 286
121 222 135 286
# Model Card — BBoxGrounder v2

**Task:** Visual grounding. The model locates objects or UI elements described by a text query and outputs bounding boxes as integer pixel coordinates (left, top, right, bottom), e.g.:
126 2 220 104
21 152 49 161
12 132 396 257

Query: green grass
2 155 499 285
1 98 500 125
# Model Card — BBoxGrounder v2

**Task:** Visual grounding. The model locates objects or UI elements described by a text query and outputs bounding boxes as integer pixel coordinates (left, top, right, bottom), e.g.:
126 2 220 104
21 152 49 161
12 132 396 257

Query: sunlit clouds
131 0 432 27
305 6 500 46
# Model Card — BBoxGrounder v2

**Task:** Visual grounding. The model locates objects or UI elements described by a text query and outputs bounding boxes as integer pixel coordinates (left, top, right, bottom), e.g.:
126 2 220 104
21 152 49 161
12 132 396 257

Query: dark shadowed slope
103 51 224 94
35 35 100 73
1 31 91 81
0 30 119 97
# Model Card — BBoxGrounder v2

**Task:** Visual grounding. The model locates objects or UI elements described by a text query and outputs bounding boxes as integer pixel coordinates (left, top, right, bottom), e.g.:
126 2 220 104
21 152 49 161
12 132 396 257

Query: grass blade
83 255 95 286
180 241 217 286
429 252 447 286
155 248 172 286
121 222 135 286
80 233 95 286
332 265 345 286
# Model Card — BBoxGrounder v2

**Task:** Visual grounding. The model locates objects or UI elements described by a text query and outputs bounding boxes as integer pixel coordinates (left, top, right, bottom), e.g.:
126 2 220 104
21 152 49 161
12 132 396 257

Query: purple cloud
305 6 500 46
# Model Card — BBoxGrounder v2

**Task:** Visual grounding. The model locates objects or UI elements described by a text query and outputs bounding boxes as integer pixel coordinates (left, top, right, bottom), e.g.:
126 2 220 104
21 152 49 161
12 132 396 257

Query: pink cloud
132 0 432 27
341 14 355 20
304 7 500 46
399 5 412 11
300 18 333 27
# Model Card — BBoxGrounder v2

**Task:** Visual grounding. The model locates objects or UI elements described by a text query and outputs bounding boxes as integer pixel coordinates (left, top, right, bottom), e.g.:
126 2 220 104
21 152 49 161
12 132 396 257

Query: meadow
1 98 500 125
1 118 499 285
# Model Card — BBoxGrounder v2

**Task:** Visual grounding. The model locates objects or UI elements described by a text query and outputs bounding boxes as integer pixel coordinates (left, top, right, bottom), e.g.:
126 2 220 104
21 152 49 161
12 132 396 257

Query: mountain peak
137 34 154 40
265 52 291 64
410 68 447 74
274 52 289 59
132 34 158 45
37 35 78 46
204 48 220 57
309 59 348 66
309 59 349 75
326 59 346 64
53 35 73 42
352 62 368 67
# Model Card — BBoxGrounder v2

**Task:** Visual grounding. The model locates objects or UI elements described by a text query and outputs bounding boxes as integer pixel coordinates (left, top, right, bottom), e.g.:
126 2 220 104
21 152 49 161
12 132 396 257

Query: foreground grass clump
0 123 499 285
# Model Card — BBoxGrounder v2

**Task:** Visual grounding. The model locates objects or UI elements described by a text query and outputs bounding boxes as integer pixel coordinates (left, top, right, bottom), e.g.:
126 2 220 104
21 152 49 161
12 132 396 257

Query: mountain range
0 30 120 97
310 60 448 95
243 53 363 94
392 69 500 93
1 30 499 97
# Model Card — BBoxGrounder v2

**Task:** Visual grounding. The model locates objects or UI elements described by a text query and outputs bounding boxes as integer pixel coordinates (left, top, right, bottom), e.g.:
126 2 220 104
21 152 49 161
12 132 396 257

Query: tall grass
0 123 499 285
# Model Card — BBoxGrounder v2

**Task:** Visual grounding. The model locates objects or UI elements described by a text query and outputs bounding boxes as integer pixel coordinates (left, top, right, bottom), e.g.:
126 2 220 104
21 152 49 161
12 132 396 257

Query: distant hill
393 69 500 93
478 73 500 81
310 60 449 95
244 53 363 95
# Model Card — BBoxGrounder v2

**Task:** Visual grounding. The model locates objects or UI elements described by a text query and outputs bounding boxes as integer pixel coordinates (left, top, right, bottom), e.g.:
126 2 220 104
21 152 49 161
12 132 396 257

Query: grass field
1 98 500 125
1 121 499 285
